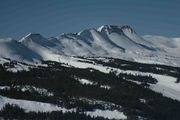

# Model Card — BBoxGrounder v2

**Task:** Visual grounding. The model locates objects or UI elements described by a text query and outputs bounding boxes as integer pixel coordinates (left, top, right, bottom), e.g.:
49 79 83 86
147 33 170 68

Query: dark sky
0 0 180 39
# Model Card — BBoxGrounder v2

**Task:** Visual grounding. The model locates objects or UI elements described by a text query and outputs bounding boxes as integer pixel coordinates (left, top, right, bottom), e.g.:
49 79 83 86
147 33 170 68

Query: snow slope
0 95 127 120
0 38 42 63
86 109 127 120
20 33 63 61
143 35 180 57
0 95 76 113
99 25 155 51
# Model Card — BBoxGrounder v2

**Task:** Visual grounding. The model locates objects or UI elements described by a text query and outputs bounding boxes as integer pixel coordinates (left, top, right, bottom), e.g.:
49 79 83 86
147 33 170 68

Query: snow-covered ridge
0 25 179 67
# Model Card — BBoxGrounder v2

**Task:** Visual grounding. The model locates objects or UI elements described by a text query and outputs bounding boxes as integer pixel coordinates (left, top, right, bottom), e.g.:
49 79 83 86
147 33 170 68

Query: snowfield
85 109 127 120
0 95 127 120
78 78 94 85
0 95 76 113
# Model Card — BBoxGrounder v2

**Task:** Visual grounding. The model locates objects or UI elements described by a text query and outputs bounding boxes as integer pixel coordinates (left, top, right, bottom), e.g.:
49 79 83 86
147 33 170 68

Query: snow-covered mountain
0 25 180 120
0 38 42 62
1 25 179 66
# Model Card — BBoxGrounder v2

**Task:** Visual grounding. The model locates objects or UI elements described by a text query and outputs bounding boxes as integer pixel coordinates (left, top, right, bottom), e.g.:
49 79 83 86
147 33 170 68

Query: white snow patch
126 79 141 85
0 86 10 90
78 79 94 85
0 95 76 113
139 98 146 103
0 95 127 120
85 109 127 120
149 75 180 101
77 78 111 90
100 85 111 90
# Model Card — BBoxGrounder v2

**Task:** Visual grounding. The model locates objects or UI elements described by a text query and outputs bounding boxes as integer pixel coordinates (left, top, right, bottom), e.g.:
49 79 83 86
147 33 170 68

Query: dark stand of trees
0 59 180 120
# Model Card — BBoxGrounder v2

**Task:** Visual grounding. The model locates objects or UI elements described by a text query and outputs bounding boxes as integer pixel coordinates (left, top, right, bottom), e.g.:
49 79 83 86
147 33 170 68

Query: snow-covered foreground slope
0 56 179 119
0 95 127 120
0 95 75 113
0 25 179 67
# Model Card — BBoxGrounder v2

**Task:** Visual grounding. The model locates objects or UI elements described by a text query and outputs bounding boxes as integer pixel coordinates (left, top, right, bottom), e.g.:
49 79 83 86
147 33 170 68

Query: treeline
86 57 180 78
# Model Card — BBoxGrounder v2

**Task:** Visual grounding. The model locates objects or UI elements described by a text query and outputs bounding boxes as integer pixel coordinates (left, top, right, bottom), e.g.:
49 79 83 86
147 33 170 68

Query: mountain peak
19 33 44 42
120 25 134 33
25 33 42 38
97 25 134 34
97 25 110 32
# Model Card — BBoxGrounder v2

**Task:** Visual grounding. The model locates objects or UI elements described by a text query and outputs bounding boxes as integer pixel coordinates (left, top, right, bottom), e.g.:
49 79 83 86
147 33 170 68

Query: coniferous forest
0 58 180 120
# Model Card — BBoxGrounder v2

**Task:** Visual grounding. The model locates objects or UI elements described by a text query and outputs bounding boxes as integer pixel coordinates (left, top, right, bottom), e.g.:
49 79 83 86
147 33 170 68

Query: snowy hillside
0 38 42 63
0 58 180 120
